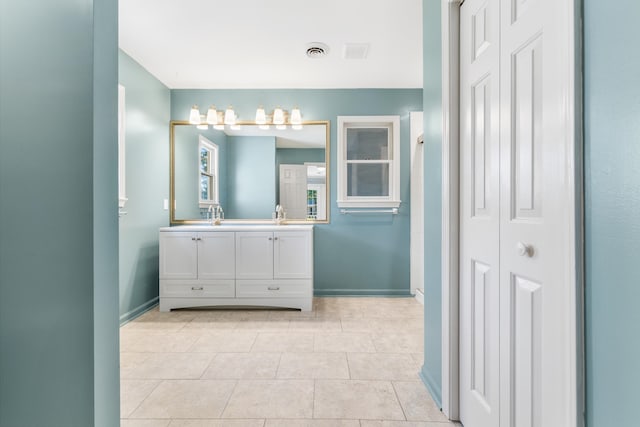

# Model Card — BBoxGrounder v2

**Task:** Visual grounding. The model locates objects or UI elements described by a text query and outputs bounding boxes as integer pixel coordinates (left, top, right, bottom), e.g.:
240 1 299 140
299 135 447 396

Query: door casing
438 0 585 424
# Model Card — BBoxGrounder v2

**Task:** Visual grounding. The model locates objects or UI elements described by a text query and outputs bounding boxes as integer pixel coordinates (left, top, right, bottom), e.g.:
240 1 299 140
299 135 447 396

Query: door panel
460 0 501 425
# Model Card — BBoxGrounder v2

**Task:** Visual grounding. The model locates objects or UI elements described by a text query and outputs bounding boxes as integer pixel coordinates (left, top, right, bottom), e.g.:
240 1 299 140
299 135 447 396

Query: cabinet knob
268 237 273 241
274 237 278 241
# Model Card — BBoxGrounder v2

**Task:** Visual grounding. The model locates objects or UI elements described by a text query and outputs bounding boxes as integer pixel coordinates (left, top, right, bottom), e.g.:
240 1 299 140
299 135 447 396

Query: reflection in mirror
171 121 329 223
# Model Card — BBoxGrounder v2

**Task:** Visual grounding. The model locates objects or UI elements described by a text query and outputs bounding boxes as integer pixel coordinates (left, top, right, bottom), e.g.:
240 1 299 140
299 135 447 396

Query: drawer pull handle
267 286 280 291
191 286 204 291
191 237 197 241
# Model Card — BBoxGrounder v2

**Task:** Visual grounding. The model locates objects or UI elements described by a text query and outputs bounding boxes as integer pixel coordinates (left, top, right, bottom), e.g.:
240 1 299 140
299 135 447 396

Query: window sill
336 200 401 209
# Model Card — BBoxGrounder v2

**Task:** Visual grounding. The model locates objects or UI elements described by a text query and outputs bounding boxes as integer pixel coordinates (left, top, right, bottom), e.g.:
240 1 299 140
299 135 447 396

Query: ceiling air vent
343 43 370 60
306 42 330 59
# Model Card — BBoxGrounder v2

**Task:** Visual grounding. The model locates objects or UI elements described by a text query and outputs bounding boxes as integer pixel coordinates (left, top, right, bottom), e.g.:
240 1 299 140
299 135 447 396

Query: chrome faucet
275 204 285 224
209 205 224 225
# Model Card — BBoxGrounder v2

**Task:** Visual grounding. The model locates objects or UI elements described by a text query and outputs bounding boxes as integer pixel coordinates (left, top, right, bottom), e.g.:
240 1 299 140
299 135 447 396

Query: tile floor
120 297 459 427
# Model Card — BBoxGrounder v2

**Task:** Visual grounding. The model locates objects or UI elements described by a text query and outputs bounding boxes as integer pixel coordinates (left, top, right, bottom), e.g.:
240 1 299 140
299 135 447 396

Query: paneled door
460 0 576 426
459 0 501 425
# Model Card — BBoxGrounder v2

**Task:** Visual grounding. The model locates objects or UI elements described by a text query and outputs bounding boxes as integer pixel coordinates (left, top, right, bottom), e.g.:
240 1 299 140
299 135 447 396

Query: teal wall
0 0 119 425
118 51 171 322
226 135 276 219
584 1 640 425
420 0 443 406
172 89 422 295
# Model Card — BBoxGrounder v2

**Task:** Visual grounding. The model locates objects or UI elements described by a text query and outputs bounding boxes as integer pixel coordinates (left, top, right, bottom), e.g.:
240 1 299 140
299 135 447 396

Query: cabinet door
236 232 274 279
274 231 312 279
197 232 235 279
159 232 198 279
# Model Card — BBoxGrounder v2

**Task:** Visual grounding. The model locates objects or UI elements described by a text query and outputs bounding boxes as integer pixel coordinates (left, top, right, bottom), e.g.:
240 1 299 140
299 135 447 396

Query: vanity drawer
161 280 235 298
236 280 311 298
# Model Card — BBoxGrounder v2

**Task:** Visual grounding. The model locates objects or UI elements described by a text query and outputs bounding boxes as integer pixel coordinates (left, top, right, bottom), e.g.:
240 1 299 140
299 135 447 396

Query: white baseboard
414 288 424 305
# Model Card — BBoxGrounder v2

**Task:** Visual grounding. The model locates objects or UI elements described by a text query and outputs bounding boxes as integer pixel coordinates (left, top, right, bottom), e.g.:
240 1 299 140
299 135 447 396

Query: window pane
346 128 389 160
200 148 209 173
200 174 210 200
347 163 390 197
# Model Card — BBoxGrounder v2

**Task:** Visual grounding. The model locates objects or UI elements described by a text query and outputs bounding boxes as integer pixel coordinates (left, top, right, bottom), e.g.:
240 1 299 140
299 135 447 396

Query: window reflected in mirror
170 121 330 224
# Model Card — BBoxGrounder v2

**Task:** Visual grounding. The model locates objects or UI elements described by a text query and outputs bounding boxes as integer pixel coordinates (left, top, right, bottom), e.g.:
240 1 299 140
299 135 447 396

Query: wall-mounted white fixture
188 105 304 130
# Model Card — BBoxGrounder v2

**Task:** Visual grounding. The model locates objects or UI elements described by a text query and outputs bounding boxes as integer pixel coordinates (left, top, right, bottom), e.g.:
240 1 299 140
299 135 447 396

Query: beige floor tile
348 353 421 381
313 380 405 420
169 420 265 427
182 316 239 330
360 422 455 427
277 352 349 379
202 353 281 379
250 332 314 352
234 319 291 331
288 319 342 332
342 319 422 333
222 380 314 419
189 331 257 352
392 381 449 422
372 333 424 353
121 352 152 372
121 353 214 380
130 380 236 419
120 379 161 417
410 353 424 365
120 331 202 353
313 332 375 353
121 420 171 427
265 420 359 427
267 309 317 320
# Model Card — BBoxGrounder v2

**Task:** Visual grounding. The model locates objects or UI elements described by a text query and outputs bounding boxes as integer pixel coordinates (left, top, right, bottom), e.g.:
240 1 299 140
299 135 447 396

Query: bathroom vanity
158 224 313 311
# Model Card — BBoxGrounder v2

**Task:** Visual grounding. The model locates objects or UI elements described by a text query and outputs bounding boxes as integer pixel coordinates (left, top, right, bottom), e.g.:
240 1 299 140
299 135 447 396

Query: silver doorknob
516 242 534 257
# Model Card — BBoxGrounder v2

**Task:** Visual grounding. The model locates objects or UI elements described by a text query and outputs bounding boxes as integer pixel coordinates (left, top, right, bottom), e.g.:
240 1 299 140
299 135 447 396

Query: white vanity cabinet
159 231 235 305
159 225 313 312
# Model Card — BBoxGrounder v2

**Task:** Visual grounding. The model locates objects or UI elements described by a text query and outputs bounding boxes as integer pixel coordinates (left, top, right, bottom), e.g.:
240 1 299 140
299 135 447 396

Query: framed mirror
170 120 330 224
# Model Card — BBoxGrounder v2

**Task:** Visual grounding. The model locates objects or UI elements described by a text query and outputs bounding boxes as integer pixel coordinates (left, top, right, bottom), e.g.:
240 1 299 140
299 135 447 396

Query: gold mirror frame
170 120 331 225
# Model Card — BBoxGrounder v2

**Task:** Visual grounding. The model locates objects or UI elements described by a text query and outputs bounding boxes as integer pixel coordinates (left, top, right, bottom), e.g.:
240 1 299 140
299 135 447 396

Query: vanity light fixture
189 105 201 124
224 106 236 125
255 106 267 125
206 106 218 125
272 107 285 125
290 106 303 130
187 105 303 129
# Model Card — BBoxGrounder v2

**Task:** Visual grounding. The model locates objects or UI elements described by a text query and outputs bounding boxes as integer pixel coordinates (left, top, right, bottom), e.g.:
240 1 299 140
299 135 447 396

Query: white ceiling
119 0 423 89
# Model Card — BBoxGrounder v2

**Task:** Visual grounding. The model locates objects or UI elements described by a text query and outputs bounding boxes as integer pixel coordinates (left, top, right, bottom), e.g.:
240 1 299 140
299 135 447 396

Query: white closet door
460 0 576 426
498 0 575 425
459 0 501 425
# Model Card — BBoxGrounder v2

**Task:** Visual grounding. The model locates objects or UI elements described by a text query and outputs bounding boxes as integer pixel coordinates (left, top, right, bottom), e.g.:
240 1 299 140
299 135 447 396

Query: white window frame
337 115 401 208
198 135 219 208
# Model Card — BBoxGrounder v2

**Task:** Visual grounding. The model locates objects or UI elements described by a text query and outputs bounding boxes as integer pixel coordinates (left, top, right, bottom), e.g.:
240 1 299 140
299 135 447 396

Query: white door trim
440 0 461 420
439 0 584 424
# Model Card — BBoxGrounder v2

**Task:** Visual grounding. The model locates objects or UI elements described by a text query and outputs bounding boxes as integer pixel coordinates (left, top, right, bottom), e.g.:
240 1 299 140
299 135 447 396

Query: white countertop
160 224 314 232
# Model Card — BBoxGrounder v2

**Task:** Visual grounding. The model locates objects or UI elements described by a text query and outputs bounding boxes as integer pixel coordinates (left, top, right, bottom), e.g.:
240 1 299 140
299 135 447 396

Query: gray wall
118 51 170 322
0 0 119 425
